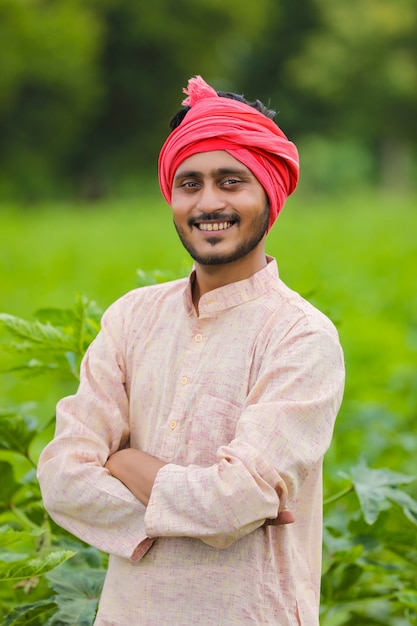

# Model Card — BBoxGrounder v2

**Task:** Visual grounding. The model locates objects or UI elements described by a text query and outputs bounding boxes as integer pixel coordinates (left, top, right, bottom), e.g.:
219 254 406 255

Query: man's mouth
196 221 234 232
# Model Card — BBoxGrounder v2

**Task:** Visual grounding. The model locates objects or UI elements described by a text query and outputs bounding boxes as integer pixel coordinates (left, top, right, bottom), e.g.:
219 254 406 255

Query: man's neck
192 251 268 313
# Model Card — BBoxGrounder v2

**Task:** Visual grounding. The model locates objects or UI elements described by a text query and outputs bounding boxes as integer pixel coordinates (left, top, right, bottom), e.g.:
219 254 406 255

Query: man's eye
181 181 198 188
222 178 241 186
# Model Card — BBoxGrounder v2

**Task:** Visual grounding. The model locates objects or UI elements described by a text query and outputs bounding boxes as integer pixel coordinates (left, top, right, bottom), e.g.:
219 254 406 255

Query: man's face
171 151 269 267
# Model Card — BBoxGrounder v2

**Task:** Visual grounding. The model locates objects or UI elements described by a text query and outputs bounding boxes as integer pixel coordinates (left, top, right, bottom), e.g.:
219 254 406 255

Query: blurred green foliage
0 0 416 201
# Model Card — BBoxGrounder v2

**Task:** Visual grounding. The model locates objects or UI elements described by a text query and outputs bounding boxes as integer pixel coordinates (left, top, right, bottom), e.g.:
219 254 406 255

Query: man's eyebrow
214 167 251 177
174 167 251 181
174 169 200 181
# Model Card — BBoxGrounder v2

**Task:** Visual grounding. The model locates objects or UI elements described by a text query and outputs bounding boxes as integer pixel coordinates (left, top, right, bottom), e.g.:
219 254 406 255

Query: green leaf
0 314 77 352
322 525 367 557
0 411 38 455
0 298 101 381
395 590 417 608
0 549 75 581
46 568 105 625
3 599 57 626
34 308 80 327
0 341 66 355
383 486 417 525
6 359 59 378
35 296 101 360
341 460 416 524
0 461 20 511
0 524 42 547
64 351 80 379
136 268 180 287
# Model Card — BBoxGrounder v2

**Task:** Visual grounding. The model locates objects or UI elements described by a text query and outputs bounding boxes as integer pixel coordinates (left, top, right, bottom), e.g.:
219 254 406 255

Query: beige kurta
38 257 345 625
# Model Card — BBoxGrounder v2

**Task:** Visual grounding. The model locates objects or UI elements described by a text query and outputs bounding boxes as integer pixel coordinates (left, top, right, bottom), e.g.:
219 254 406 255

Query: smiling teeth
198 222 232 231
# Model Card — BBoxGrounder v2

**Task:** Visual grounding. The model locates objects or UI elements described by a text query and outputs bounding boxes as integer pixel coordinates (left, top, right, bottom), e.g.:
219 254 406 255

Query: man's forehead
174 151 252 179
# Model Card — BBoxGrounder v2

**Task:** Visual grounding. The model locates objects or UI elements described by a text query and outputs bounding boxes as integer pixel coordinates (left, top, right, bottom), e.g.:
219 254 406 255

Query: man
38 76 345 625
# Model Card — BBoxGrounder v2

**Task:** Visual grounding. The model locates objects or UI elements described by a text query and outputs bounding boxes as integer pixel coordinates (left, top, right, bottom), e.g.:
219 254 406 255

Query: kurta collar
183 256 280 318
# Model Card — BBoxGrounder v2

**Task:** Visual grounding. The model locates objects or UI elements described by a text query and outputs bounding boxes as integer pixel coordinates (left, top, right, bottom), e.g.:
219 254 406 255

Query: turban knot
158 75 299 232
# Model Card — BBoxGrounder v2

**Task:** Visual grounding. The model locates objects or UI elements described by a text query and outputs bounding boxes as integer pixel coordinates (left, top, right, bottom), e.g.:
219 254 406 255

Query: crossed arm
105 448 295 525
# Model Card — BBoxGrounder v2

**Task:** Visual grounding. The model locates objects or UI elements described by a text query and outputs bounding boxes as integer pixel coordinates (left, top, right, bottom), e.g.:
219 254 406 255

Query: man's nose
195 184 226 212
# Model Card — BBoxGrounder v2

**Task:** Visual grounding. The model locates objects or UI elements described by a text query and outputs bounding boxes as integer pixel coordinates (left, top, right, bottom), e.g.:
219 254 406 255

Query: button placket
166 324 207 441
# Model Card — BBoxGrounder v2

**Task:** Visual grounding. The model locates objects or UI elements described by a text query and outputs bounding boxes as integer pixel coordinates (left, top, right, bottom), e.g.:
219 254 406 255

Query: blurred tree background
0 0 416 203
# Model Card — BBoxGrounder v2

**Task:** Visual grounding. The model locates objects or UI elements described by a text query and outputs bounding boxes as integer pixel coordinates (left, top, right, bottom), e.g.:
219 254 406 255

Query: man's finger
265 510 296 526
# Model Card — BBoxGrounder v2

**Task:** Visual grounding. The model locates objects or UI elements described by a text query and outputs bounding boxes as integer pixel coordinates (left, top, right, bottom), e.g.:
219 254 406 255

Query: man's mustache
188 212 240 227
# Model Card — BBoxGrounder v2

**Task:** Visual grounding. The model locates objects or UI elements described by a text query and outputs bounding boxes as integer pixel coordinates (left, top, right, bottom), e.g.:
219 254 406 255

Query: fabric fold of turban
158 75 299 232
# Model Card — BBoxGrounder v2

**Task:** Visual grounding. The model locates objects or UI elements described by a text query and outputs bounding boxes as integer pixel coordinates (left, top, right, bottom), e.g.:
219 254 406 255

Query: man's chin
190 248 248 266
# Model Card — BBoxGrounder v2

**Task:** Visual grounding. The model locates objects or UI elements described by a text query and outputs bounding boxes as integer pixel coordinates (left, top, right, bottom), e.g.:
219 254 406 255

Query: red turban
158 76 299 232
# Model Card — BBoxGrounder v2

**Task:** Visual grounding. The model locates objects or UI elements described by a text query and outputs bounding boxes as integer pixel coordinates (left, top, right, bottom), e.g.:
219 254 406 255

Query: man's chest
123 313 269 463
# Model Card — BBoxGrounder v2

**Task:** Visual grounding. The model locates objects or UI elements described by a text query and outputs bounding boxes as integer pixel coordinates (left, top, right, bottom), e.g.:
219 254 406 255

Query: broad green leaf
383 485 417 525
343 460 416 488
0 549 75 581
56 543 107 570
46 568 105 626
340 460 416 524
3 599 57 626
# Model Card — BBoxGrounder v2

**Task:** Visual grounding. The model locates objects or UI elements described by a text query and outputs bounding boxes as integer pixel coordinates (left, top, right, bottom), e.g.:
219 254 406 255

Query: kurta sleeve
37 300 153 562
144 314 345 549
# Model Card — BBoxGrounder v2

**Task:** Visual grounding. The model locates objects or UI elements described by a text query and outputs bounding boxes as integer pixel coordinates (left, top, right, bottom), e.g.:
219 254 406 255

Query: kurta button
181 376 188 385
169 420 177 430
194 333 203 342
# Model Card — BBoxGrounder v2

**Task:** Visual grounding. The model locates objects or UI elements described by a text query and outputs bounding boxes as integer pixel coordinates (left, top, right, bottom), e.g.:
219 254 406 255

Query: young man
38 76 345 625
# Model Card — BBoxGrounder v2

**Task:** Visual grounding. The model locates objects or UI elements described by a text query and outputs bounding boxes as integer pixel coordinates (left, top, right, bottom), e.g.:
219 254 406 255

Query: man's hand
265 509 296 526
105 449 166 506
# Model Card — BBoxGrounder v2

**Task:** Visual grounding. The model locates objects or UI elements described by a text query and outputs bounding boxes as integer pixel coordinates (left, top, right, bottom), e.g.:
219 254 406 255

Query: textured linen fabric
37 257 345 626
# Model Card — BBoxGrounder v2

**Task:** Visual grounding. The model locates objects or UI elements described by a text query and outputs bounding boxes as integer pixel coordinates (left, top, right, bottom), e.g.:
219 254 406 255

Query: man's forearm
105 449 167 506
105 449 295 526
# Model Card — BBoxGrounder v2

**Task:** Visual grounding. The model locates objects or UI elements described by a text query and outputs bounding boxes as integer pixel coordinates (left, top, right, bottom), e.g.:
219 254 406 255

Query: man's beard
174 204 269 266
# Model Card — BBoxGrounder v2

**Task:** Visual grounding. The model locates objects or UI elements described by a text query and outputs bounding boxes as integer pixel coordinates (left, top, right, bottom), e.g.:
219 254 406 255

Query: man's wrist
105 449 166 506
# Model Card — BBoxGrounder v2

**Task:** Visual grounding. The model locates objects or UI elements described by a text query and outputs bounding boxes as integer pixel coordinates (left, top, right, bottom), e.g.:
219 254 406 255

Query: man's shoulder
271 278 339 337
103 277 189 322
120 276 188 304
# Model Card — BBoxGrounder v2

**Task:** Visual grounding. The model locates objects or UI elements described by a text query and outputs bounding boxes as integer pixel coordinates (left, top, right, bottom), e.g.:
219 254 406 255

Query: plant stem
323 484 354 507
10 503 39 531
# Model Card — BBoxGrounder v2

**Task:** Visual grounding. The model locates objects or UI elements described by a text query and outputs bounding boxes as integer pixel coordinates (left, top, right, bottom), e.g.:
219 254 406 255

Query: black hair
169 91 276 131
